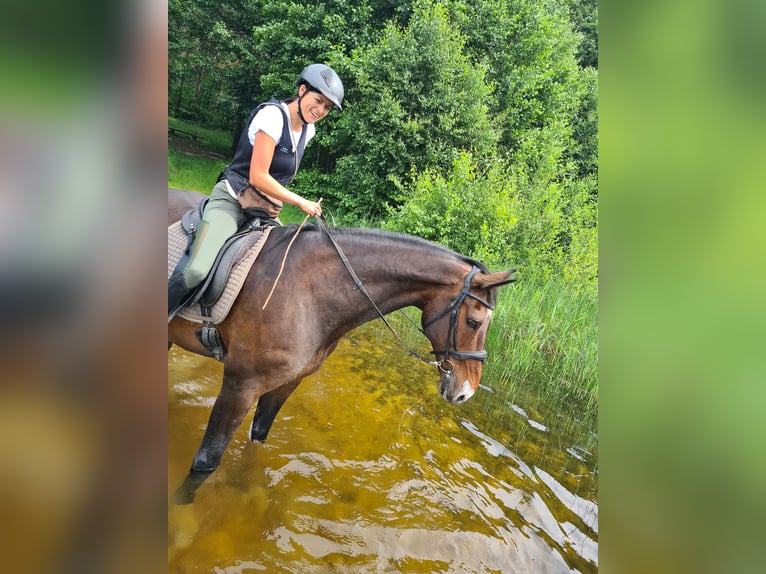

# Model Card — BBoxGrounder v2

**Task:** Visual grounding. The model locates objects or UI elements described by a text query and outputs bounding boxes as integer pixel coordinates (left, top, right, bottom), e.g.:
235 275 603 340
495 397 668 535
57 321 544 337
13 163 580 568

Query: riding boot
168 272 193 320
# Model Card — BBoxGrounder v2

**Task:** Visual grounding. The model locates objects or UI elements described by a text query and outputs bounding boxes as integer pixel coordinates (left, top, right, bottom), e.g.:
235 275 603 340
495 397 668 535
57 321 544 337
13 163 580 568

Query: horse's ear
472 269 517 289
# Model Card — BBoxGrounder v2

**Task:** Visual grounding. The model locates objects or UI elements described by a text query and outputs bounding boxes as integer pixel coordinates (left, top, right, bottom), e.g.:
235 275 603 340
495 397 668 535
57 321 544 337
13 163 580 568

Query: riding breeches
180 181 246 289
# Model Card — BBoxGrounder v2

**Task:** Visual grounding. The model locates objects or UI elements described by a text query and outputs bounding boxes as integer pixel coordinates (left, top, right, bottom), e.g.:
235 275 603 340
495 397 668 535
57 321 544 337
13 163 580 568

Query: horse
168 188 516 502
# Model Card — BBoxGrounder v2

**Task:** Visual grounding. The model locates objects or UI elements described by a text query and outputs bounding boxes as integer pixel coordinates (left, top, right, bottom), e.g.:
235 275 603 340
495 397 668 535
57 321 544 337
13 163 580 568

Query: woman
169 63 344 318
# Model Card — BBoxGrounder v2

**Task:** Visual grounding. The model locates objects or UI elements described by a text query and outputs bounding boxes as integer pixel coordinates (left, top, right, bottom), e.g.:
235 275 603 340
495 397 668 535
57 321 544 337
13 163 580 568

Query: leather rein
316 216 494 373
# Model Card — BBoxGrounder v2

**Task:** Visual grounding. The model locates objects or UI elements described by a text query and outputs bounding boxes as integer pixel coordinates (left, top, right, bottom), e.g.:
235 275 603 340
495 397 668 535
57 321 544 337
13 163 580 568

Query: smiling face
298 85 335 123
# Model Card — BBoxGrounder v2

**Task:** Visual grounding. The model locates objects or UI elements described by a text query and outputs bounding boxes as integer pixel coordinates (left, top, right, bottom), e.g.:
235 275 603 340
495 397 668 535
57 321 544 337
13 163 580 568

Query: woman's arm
248 131 322 216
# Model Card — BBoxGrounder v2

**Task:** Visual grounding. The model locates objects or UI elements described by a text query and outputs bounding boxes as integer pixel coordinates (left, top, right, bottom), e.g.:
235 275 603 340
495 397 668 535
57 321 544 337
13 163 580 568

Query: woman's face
299 86 334 123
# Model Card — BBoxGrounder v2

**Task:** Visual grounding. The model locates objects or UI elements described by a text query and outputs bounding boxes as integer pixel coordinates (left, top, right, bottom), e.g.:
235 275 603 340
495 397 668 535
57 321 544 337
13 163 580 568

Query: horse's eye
466 318 480 330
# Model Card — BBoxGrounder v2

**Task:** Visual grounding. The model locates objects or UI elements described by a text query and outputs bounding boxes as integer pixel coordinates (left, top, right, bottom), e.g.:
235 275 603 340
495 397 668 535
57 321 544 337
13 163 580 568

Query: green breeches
181 182 245 289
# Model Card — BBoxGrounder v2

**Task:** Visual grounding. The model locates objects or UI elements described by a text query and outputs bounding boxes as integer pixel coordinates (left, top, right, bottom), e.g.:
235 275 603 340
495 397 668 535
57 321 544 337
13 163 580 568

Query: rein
315 215 493 372
261 199 321 310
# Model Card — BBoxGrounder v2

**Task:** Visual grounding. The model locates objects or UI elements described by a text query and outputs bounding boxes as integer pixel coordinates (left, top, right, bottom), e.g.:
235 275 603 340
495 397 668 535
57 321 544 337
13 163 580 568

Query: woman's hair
284 85 321 105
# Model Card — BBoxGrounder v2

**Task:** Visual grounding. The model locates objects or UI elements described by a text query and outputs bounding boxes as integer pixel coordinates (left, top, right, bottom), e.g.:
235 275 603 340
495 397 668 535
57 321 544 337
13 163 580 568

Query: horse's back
168 188 206 226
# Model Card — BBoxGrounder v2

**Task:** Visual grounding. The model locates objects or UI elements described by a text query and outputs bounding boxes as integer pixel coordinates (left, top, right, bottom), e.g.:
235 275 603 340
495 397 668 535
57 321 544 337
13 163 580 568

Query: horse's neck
321 232 465 313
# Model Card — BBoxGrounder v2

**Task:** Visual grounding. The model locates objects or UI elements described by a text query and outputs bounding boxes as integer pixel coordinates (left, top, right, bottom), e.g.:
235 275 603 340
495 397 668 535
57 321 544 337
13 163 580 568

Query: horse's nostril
454 394 466 404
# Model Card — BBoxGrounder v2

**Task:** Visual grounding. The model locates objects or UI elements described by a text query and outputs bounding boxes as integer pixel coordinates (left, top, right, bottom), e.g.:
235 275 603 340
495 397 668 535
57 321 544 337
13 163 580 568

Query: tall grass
484 278 598 428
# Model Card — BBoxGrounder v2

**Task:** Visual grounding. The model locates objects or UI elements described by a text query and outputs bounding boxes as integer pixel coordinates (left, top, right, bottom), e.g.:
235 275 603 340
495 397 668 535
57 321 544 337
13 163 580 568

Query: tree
448 0 583 149
384 151 519 267
570 66 598 178
323 0 496 218
169 0 263 128
566 0 598 68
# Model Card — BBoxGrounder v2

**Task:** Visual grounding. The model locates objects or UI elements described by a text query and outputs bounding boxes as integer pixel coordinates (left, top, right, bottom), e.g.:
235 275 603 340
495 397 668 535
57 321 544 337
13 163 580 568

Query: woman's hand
298 197 322 217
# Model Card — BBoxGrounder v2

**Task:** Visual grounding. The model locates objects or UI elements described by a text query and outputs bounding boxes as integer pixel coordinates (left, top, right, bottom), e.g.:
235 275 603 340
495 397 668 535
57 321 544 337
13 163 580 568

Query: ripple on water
269 520 573 573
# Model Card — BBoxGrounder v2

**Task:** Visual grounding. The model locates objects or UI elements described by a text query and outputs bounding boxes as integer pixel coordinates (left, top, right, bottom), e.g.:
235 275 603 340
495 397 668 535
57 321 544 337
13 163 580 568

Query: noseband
422 266 495 370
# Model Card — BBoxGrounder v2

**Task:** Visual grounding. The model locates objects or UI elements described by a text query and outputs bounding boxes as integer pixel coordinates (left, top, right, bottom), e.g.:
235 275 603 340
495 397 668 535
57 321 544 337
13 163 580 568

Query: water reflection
169 322 598 573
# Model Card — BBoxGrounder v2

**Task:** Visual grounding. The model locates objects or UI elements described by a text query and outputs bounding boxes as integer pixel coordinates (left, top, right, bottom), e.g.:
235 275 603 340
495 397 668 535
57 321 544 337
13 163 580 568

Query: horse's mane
284 224 489 273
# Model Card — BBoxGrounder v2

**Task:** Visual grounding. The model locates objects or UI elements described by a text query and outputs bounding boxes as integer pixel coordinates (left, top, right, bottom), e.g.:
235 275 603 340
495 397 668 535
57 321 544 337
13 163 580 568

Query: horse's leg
250 378 301 442
250 341 339 441
174 371 260 504
191 375 260 471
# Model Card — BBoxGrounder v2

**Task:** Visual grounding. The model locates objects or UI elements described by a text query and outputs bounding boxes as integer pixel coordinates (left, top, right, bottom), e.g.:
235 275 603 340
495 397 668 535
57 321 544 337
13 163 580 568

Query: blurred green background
600 0 766 572
1 0 765 572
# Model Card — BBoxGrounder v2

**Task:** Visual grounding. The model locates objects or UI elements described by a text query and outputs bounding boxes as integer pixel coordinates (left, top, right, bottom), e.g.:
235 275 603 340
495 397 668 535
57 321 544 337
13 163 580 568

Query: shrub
384 151 518 268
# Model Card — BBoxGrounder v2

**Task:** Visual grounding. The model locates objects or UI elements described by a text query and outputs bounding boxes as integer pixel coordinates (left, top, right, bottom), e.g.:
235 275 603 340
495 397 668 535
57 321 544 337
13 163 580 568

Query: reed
483 278 598 427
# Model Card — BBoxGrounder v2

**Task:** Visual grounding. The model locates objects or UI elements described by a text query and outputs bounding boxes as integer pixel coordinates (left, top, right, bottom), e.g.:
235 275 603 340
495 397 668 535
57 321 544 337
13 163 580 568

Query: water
168 322 598 573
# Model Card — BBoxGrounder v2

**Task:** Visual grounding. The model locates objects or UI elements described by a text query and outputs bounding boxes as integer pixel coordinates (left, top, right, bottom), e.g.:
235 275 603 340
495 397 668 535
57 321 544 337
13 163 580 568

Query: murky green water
168 322 598 573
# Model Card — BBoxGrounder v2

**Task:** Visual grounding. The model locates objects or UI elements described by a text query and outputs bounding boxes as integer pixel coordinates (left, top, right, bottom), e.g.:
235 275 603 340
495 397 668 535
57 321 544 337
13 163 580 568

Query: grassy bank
168 147 227 194
169 117 233 156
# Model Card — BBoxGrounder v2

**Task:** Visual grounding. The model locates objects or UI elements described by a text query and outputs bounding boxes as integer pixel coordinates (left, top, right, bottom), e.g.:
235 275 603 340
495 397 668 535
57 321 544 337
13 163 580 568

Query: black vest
227 99 308 186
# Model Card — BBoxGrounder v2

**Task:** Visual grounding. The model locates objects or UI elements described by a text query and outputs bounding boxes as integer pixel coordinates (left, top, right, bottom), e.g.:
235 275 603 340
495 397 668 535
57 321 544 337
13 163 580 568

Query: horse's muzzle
439 371 475 404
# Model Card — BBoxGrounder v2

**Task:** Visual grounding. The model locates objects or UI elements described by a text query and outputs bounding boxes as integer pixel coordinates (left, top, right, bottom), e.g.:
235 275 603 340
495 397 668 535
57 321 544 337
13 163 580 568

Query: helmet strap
296 84 309 125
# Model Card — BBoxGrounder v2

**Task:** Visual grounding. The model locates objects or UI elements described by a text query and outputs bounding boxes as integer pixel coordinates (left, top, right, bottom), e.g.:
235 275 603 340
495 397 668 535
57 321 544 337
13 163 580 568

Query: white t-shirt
248 102 316 150
225 101 316 198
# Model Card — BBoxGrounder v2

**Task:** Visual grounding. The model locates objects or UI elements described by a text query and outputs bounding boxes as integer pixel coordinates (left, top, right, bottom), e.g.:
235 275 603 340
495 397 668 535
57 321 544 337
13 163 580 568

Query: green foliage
169 0 597 206
570 66 598 178
386 120 596 289
503 122 597 289
560 174 598 288
384 151 517 267
324 0 496 218
169 0 260 128
448 0 583 148
169 0 598 288
566 0 598 68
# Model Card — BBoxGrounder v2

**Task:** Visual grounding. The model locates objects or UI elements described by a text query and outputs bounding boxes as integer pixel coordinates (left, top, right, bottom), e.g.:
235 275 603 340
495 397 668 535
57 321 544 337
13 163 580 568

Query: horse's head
422 266 516 404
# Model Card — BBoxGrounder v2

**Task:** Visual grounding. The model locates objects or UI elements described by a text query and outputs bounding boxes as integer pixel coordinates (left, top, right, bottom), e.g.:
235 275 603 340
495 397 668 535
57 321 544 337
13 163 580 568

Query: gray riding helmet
298 64 344 110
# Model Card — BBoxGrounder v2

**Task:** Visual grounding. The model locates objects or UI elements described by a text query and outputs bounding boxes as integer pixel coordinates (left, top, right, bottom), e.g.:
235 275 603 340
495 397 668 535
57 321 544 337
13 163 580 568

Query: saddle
168 200 278 360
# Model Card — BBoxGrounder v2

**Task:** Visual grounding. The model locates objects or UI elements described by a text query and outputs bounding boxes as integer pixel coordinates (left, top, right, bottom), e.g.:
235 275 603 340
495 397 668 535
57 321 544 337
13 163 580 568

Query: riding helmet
298 64 344 110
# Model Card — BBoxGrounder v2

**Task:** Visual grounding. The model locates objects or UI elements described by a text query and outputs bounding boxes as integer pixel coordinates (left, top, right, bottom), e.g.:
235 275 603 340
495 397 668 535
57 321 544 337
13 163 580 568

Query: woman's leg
181 183 243 288
168 183 242 316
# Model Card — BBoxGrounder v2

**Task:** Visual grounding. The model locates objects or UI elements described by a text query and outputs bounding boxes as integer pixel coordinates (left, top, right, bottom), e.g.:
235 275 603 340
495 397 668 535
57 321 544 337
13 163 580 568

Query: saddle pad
167 221 273 324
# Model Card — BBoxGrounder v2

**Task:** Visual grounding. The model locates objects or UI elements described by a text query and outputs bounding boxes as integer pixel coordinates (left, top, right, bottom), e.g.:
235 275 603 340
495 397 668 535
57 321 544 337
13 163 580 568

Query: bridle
421 265 495 371
317 217 494 373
